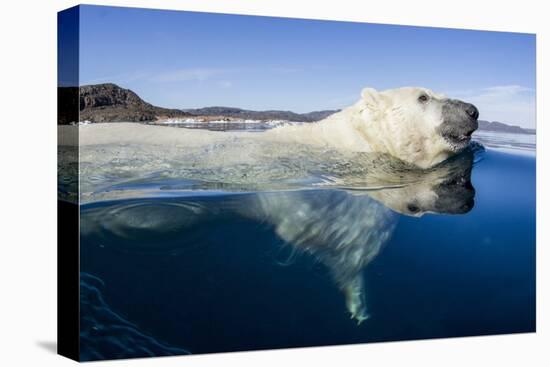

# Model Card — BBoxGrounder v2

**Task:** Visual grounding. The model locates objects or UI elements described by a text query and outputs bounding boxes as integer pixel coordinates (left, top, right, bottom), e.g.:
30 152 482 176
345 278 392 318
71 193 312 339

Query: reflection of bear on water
242 149 477 324
81 148 479 325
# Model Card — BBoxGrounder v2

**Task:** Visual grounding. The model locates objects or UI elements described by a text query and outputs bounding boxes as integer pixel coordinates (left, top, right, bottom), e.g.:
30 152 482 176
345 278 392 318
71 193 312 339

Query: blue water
78 139 535 361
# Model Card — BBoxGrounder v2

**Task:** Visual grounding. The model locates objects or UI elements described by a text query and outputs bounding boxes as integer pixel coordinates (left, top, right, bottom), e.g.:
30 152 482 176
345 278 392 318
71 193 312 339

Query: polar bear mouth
442 130 474 151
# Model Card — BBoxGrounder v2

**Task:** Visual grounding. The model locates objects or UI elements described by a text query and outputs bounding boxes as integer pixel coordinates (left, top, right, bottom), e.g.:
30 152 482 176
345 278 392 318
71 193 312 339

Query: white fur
76 87 459 177
265 87 453 168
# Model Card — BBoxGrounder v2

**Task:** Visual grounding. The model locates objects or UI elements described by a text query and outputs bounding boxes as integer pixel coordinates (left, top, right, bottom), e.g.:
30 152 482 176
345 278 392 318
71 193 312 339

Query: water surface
71 126 535 360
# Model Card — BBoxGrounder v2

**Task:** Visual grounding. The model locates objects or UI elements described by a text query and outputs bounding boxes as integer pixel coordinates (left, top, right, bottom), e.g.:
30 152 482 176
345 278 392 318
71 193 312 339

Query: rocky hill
184 106 339 122
78 83 191 122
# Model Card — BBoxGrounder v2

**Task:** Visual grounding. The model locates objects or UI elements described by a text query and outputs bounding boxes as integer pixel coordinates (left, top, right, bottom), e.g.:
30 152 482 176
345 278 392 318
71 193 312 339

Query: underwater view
60 126 536 361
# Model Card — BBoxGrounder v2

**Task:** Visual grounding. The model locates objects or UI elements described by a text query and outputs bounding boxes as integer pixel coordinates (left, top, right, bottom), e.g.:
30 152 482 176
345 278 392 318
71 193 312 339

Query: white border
0 1 547 366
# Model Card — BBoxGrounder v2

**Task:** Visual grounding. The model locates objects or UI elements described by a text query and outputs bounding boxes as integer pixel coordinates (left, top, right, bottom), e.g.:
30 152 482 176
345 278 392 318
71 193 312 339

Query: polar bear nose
465 104 479 120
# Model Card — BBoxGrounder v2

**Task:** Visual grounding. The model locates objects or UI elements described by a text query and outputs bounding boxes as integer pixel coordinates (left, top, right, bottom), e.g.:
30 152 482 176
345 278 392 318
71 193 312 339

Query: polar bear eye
407 203 420 213
418 94 429 103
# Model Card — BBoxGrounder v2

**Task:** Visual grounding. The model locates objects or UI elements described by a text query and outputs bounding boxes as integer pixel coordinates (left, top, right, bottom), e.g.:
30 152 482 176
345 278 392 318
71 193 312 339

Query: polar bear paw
344 277 370 325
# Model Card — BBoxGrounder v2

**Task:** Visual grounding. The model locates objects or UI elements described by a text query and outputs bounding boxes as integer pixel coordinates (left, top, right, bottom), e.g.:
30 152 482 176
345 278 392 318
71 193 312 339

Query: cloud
83 65 302 90
447 85 536 129
149 65 300 83
81 71 151 85
269 66 300 74
82 68 230 85
482 85 533 95
150 68 228 83
217 80 233 89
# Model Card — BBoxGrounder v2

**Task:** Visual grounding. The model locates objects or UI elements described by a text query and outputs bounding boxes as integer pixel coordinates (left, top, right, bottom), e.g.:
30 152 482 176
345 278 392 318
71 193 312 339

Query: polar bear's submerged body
81 149 479 324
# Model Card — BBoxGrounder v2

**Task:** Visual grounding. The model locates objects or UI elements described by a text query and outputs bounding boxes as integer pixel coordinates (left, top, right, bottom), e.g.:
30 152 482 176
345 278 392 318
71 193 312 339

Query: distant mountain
78 83 191 123
187 108 535 134
183 106 339 122
478 120 535 135
63 83 535 135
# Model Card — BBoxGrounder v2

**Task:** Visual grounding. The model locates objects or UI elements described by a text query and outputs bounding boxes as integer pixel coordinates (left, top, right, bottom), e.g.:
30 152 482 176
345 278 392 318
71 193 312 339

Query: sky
77 5 536 128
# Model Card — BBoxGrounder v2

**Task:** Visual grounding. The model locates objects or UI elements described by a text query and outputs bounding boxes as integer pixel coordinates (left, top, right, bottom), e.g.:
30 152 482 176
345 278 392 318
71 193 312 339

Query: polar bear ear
361 88 390 114
361 88 382 108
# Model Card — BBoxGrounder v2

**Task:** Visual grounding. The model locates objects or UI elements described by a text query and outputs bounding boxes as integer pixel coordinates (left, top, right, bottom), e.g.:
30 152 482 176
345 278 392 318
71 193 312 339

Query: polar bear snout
465 103 479 121
438 99 479 151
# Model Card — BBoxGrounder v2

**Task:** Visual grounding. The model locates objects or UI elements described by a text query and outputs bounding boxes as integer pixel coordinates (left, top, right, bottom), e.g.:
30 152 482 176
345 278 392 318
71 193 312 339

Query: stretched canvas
58 4 536 362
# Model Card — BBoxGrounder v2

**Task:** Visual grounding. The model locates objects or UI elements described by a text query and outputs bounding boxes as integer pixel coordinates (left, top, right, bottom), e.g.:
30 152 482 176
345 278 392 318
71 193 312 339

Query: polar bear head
354 87 479 168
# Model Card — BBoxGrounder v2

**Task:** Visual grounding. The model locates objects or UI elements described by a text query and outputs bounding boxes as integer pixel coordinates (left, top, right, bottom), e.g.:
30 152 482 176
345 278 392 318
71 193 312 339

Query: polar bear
77 87 479 175
265 87 479 168
75 86 482 326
